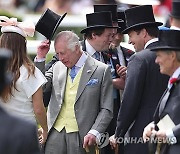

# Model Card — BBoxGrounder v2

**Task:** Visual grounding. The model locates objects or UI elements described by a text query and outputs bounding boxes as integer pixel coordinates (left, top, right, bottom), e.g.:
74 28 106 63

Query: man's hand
155 130 167 142
116 64 127 79
143 122 156 142
109 134 118 149
37 40 50 59
83 133 96 152
112 78 125 90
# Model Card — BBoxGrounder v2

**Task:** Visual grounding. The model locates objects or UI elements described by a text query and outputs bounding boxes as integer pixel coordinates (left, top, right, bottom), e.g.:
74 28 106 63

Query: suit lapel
75 56 97 102
158 88 170 117
56 62 68 104
159 75 180 117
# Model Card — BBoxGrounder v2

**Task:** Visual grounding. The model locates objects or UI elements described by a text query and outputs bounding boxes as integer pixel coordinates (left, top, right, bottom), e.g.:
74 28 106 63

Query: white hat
1 26 26 37
0 16 35 37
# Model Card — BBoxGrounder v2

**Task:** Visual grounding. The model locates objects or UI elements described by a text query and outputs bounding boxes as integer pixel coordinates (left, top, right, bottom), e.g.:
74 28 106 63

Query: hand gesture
116 64 127 79
37 40 51 59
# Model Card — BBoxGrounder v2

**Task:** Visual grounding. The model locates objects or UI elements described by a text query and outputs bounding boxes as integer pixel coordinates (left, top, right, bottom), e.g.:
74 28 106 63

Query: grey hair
54 31 80 51
165 50 180 62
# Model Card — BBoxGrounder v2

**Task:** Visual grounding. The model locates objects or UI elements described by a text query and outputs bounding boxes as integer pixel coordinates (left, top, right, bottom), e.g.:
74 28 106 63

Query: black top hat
117 11 126 32
170 1 180 19
94 4 118 22
81 11 116 34
151 30 180 51
35 8 67 40
0 48 12 94
122 5 162 34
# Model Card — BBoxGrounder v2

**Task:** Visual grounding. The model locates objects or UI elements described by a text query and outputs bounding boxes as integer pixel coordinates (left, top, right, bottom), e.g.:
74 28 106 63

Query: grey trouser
45 128 95 154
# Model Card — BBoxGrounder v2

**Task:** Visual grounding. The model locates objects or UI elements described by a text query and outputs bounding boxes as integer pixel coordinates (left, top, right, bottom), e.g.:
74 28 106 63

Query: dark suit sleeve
115 54 146 137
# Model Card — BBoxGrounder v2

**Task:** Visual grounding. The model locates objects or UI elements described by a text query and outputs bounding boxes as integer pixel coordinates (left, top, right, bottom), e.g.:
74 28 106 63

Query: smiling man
143 29 180 154
112 5 169 154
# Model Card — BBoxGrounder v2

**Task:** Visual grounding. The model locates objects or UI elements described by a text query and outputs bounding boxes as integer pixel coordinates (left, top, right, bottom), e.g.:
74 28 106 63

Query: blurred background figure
169 0 180 30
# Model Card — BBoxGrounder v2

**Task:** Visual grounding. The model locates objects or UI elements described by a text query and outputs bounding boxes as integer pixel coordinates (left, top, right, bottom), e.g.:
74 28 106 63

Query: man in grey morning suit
111 5 169 154
35 31 113 154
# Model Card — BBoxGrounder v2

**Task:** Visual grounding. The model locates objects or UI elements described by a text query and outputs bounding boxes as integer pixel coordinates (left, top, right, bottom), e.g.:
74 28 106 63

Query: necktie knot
69 66 76 81
94 52 100 61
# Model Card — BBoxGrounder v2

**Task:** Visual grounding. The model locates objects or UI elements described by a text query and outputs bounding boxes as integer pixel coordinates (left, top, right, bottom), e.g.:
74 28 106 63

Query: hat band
1 26 26 37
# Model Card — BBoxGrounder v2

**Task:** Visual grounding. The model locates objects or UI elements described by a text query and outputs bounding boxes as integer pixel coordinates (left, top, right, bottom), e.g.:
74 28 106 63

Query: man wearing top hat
93 4 134 154
169 0 180 30
41 12 116 109
143 29 180 154
35 8 67 107
110 5 169 154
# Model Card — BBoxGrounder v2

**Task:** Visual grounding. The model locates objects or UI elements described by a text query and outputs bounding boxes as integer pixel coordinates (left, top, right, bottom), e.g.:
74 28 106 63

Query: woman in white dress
0 16 48 145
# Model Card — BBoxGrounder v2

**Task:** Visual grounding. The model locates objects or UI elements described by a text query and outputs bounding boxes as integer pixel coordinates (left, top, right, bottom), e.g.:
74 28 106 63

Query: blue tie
69 66 76 81
94 52 100 61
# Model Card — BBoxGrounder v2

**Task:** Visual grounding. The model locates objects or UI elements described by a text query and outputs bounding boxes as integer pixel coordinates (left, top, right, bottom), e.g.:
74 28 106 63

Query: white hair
54 31 80 51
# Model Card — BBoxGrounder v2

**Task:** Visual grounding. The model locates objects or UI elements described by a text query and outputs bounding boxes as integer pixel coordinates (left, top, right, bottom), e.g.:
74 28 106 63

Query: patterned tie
94 52 100 61
69 66 76 81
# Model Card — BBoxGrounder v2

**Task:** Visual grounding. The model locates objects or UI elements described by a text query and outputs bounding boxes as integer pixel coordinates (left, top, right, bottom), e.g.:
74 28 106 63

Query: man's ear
171 51 177 61
75 44 80 53
92 32 96 39
141 28 147 38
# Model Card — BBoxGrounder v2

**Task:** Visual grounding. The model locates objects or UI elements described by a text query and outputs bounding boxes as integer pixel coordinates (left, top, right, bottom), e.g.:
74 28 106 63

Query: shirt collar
171 67 180 79
144 38 158 49
168 66 180 88
85 39 96 56
75 51 88 68
170 26 180 31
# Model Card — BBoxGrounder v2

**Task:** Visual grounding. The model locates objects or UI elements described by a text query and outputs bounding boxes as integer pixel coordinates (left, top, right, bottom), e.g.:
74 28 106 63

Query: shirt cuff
88 129 100 138
34 56 46 62
166 129 177 144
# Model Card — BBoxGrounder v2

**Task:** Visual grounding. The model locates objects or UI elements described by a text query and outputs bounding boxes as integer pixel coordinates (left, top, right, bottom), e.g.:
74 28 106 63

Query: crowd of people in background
0 0 180 154
0 0 172 16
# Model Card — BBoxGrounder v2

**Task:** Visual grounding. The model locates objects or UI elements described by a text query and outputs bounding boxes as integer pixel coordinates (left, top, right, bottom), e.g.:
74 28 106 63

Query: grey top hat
122 5 162 34
94 4 118 22
170 1 180 19
81 11 117 34
151 29 180 51
35 8 67 40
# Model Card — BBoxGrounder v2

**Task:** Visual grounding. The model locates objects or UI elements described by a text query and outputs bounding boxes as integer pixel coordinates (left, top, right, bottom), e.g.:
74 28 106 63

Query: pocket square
86 79 99 86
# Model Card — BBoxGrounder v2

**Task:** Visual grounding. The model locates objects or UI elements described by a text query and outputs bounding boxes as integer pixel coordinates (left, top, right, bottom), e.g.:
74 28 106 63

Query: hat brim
50 12 67 39
81 25 118 33
151 46 180 51
122 22 163 34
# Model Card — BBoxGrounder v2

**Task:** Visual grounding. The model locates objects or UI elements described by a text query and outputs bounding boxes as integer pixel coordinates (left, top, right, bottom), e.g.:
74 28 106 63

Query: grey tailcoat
36 55 113 143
